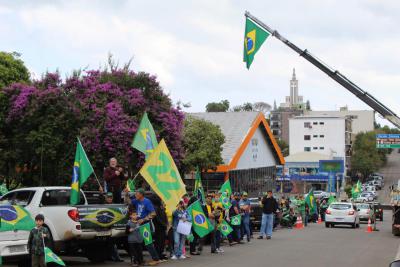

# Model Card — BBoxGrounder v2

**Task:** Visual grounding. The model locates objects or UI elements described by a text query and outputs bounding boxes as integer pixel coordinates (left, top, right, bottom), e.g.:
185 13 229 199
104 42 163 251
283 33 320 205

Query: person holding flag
103 157 125 204
28 214 50 267
228 193 242 244
171 199 191 260
126 209 144 266
258 191 278 240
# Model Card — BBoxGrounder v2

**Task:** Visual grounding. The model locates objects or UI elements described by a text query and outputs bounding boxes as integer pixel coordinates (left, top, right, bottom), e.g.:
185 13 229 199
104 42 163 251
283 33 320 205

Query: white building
289 115 352 170
280 68 305 109
305 107 374 136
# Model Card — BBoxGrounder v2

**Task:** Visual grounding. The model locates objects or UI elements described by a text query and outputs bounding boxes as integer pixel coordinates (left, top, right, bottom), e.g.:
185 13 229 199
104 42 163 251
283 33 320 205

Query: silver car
355 203 374 222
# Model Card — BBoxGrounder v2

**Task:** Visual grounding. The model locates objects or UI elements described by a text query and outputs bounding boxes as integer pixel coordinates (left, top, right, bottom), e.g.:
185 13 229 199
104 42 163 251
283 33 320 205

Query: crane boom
245 11 400 128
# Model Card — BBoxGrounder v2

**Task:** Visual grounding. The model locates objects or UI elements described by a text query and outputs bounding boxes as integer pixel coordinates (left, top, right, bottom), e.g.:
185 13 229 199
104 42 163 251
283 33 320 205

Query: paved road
379 150 400 204
45 211 399 267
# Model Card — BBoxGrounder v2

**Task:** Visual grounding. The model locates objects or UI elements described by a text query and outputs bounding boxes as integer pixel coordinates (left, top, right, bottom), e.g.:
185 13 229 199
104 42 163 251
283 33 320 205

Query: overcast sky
1 0 399 126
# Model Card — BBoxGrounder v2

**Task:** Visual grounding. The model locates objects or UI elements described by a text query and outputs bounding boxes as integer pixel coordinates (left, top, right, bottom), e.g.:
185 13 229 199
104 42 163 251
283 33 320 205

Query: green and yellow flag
243 17 270 69
328 195 336 205
230 214 242 226
305 189 316 214
0 205 35 232
219 180 232 196
0 183 8 196
45 247 65 266
139 139 186 213
187 200 213 238
186 232 194 242
131 112 158 158
139 223 153 245
221 193 232 209
126 179 136 192
70 138 94 205
194 168 205 205
351 180 362 199
218 219 233 236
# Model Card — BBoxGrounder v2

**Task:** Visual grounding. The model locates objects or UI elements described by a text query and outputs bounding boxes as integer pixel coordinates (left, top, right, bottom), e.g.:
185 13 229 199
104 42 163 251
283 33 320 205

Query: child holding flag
126 210 144 266
28 214 49 267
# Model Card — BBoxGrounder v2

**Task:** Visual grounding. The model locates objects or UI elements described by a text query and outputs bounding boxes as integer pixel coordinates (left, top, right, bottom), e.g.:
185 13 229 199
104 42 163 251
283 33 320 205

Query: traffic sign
376 134 400 148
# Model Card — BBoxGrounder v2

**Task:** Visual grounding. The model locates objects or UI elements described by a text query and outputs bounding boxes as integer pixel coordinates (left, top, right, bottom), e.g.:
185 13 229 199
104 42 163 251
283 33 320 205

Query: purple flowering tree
1 68 185 187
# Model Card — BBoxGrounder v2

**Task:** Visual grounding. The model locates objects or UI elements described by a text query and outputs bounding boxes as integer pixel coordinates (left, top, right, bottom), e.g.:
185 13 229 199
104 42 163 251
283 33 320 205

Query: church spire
292 68 296 80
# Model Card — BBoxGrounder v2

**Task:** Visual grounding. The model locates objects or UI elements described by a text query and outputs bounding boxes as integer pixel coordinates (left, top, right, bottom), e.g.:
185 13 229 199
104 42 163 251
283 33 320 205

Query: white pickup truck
0 186 128 264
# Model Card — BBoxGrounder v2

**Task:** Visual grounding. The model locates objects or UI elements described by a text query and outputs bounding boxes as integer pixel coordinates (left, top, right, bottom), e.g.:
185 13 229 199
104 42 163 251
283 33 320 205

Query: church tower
290 68 298 106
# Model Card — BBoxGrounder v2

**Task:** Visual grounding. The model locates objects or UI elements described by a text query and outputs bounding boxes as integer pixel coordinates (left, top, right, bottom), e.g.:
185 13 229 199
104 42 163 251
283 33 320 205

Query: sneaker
266 236 271 240
218 248 224 253
257 236 264 239
179 255 186 260
171 255 178 260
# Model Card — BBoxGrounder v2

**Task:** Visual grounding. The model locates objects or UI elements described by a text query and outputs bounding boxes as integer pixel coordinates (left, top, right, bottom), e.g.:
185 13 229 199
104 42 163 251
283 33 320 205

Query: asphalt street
37 210 398 267
378 150 400 204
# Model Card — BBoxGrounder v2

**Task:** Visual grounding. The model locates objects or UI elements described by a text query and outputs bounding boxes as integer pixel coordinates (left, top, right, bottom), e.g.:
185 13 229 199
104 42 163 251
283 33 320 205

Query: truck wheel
325 222 330 228
85 243 108 263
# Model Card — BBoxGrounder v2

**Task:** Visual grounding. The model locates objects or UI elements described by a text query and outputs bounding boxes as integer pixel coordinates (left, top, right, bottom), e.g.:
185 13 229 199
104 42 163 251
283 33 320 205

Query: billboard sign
376 134 400 149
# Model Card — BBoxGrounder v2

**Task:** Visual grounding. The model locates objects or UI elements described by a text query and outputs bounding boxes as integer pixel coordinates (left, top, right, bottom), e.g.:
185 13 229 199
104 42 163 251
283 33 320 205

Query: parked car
325 202 360 228
367 181 382 190
313 190 329 199
355 203 374 222
353 192 374 203
0 187 128 264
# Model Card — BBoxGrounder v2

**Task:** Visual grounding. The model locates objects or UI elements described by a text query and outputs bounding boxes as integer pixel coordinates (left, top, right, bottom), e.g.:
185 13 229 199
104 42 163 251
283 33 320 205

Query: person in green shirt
297 195 306 225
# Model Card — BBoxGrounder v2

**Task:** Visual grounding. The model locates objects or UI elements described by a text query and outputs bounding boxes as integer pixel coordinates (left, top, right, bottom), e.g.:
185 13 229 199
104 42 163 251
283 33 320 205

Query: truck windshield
0 190 35 206
41 189 85 206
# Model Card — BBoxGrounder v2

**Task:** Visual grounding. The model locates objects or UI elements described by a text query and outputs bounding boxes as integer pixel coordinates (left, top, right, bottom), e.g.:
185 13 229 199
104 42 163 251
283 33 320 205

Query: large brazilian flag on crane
243 17 270 69
139 139 187 213
70 138 94 205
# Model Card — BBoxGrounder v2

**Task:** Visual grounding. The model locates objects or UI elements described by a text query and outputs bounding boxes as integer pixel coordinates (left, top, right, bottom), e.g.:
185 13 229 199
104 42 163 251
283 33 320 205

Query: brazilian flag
230 214 242 226
218 220 233 237
139 223 153 245
0 205 35 232
186 232 194 242
194 168 205 205
243 17 270 69
305 189 316 214
187 200 213 238
45 247 65 266
219 180 232 196
131 112 158 159
126 179 136 192
70 138 94 205
0 183 8 196
221 192 232 209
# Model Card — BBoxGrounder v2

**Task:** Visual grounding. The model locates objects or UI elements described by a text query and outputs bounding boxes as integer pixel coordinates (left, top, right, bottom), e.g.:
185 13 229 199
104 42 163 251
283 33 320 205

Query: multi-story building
305 106 375 139
270 68 307 143
288 115 352 171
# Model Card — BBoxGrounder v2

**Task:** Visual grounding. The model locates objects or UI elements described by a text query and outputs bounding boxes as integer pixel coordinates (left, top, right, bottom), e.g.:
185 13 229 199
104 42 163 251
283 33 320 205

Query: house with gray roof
188 112 284 195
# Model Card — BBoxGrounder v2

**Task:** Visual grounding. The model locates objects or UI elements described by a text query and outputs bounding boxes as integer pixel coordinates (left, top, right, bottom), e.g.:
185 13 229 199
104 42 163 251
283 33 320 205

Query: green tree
277 139 289 157
182 116 225 173
351 131 388 179
0 52 30 89
206 100 230 112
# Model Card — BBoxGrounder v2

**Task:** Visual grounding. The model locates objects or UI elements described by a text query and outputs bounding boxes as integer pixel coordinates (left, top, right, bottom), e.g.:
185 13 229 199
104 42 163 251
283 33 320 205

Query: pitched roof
188 112 284 170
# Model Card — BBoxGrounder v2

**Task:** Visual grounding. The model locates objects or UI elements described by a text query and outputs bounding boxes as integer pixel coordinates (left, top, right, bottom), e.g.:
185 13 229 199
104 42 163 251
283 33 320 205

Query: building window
304 122 311 128
313 147 318 150
313 122 318 125
304 135 311 140
313 135 318 138
320 147 324 150
304 147 311 152
319 122 325 125
320 135 325 138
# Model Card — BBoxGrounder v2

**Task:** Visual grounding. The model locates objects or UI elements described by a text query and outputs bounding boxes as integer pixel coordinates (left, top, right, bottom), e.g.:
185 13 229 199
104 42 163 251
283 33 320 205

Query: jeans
129 243 143 264
228 225 241 242
173 230 186 257
146 243 160 261
242 215 251 241
215 230 221 249
260 213 274 237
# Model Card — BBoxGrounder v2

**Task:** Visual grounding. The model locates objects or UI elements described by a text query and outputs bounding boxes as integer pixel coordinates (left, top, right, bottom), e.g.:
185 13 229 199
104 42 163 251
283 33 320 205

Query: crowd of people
97 157 333 266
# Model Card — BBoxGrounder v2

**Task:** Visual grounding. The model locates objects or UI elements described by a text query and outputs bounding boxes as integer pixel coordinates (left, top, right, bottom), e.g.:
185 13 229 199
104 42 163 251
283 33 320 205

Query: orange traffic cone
366 218 373 233
318 214 322 224
295 215 304 229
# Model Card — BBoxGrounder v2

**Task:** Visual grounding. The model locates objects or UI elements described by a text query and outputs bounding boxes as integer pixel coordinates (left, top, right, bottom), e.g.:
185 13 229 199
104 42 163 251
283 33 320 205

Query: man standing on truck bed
103 157 125 203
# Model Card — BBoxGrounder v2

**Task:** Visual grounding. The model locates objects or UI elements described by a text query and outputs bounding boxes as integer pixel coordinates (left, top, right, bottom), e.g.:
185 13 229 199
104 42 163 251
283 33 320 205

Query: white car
313 190 329 199
353 192 375 202
325 202 360 228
